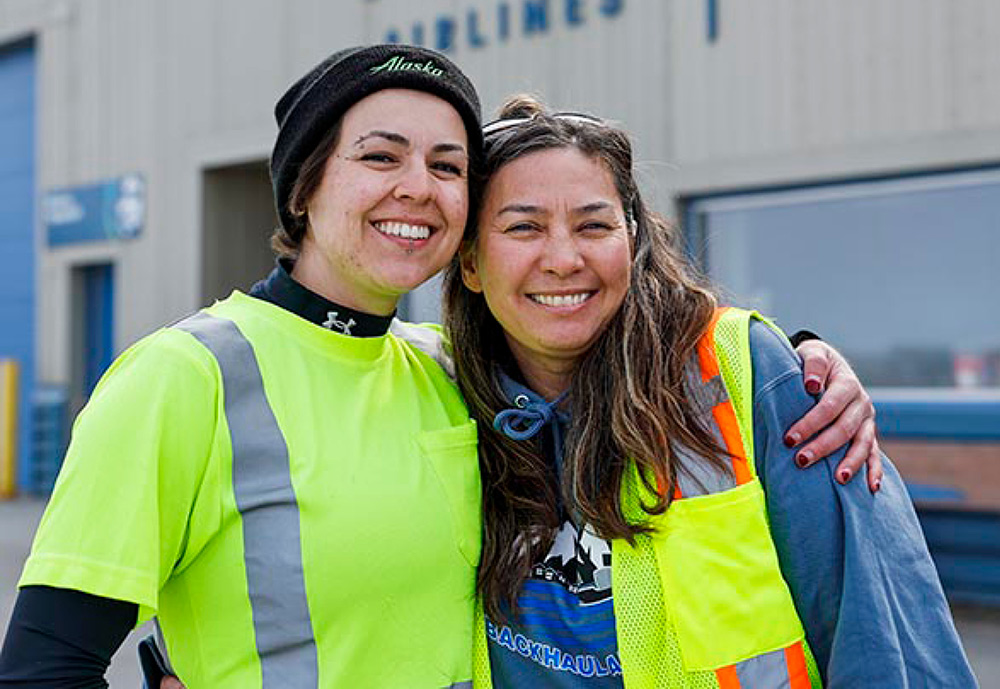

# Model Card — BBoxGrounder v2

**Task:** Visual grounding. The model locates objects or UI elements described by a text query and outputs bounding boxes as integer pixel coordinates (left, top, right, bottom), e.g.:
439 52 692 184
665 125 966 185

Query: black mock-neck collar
248 259 395 337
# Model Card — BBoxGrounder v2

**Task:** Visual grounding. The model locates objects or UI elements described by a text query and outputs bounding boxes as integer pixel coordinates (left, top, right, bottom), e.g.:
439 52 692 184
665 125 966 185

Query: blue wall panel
0 38 36 489
918 509 1000 607
874 396 1000 441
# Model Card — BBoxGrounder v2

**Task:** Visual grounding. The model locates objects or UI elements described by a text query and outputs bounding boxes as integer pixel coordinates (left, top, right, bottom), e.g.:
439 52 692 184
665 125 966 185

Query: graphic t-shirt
487 519 623 688
485 378 624 688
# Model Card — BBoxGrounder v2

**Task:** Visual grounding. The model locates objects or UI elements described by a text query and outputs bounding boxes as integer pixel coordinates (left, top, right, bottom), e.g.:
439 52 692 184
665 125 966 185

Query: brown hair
442 95 728 618
269 121 342 259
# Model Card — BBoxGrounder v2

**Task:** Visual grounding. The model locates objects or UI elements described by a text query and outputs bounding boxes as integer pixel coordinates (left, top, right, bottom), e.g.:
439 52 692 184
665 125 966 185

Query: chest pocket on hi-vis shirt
650 478 805 671
418 420 482 567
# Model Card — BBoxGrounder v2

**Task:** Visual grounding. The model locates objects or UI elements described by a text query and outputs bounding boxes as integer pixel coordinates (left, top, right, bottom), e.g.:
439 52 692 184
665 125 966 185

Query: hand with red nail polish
805 377 822 396
786 339 883 490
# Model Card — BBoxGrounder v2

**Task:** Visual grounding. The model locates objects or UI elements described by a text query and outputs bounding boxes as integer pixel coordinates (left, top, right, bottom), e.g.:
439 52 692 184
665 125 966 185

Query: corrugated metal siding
23 0 363 378
359 0 664 124
671 0 1000 164
361 0 675 205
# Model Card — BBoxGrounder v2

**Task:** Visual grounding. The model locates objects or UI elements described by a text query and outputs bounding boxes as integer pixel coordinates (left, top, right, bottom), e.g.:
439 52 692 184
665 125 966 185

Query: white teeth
529 293 592 307
374 221 431 240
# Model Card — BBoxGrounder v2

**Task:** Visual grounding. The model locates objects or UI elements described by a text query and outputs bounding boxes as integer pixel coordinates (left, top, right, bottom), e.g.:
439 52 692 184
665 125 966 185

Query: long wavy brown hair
443 96 729 618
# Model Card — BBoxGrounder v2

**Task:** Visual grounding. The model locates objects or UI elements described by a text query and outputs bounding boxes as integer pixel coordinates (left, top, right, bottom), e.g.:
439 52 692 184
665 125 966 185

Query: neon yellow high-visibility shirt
22 291 480 687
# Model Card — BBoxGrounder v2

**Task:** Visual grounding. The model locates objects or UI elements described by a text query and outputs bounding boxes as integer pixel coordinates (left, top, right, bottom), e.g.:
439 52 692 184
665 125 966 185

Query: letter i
498 2 510 41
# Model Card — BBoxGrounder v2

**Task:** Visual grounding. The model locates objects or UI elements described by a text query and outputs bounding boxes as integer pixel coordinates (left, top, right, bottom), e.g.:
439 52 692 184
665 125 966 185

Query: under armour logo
322 311 356 335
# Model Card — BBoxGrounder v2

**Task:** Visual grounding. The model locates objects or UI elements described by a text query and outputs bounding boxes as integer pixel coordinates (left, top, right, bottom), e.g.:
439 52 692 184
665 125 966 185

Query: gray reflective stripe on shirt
673 439 737 496
176 312 319 687
442 683 472 689
684 358 729 414
733 647 792 688
675 359 738 497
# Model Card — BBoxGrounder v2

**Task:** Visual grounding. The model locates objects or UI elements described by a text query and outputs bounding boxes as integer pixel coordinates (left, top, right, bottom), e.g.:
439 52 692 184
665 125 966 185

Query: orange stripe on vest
785 641 812 689
715 664 742 688
699 308 752 485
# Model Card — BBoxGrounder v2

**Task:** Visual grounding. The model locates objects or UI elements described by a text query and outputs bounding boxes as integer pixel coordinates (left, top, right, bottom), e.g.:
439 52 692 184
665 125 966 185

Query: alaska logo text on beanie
369 55 445 76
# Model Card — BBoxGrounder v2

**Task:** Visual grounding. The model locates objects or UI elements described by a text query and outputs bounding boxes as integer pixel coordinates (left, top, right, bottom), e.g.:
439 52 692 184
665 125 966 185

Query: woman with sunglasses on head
445 96 976 687
2 45 883 688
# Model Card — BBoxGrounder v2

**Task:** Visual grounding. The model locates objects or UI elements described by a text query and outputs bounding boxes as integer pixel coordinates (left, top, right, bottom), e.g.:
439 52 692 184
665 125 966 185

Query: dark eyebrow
497 203 544 215
576 201 615 214
433 142 468 156
354 130 409 147
353 131 466 156
496 201 617 216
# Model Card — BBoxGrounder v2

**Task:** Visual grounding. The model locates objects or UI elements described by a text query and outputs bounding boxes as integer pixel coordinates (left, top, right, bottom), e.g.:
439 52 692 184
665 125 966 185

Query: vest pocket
652 478 804 671
418 420 483 567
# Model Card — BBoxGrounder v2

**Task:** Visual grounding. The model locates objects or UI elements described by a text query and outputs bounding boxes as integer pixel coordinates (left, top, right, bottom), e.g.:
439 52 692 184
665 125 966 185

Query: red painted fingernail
795 450 812 468
873 479 881 493
784 433 800 448
805 378 822 395
838 469 852 484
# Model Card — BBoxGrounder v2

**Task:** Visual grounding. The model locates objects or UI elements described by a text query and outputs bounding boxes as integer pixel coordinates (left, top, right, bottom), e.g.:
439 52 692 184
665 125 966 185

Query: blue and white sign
44 173 146 246
382 0 625 54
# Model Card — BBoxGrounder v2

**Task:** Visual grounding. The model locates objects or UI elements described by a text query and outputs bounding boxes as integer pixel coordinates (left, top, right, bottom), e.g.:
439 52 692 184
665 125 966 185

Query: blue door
0 38 36 489
81 264 114 396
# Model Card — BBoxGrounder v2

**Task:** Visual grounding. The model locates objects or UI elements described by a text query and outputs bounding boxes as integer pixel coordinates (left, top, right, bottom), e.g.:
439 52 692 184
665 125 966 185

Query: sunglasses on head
482 111 606 138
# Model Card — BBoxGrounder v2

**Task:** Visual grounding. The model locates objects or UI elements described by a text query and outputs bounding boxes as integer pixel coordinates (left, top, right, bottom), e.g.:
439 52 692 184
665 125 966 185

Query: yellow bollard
0 359 18 499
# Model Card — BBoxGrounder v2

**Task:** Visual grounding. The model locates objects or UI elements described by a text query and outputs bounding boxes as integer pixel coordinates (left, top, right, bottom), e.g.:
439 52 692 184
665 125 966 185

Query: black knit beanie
270 44 482 235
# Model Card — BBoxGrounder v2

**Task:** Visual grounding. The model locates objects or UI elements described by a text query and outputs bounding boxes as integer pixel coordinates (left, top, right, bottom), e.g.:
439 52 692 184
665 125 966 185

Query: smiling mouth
528 292 595 307
373 221 432 240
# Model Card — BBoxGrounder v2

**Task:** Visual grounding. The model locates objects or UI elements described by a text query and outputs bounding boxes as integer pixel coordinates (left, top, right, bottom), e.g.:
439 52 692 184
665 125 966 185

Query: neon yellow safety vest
472 307 822 688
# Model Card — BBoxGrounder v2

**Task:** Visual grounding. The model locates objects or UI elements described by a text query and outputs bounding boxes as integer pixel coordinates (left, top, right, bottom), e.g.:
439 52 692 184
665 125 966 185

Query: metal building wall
1 0 366 390
4 0 999 387
361 1 668 137
360 1 1000 203
668 0 1000 193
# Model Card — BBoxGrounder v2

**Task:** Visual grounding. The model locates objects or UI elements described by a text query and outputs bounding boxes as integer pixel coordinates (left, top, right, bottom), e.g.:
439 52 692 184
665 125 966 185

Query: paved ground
3 496 1000 687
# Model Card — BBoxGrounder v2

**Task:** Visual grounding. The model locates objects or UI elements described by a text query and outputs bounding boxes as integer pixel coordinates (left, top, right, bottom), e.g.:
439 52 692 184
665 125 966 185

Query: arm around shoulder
748 322 977 687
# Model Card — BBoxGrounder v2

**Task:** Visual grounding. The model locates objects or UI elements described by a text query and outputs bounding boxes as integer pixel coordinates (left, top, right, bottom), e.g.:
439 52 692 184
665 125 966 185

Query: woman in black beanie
1 44 487 688
0 44 879 688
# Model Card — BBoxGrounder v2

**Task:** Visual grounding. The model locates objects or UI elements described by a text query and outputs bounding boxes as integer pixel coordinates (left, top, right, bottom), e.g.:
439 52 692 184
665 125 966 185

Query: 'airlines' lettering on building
383 0 625 53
